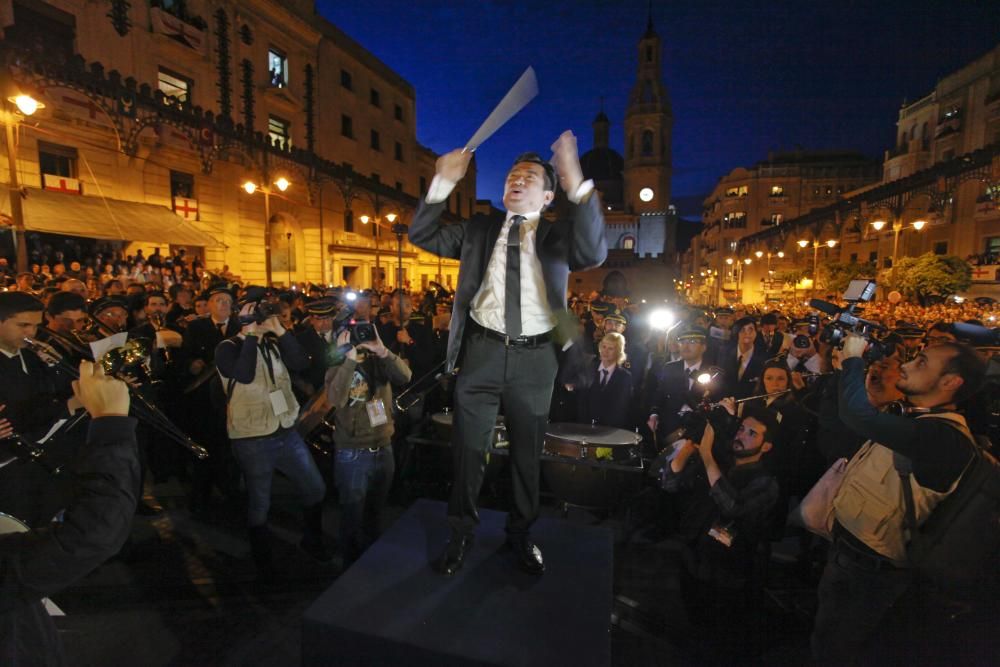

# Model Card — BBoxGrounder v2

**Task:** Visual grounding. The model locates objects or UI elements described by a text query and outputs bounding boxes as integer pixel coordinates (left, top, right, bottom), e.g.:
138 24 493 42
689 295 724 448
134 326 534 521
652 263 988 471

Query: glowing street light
242 177 293 285
9 94 44 116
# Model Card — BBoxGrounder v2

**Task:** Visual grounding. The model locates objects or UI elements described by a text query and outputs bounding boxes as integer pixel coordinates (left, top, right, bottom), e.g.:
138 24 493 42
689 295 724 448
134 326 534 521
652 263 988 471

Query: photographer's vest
832 412 972 563
223 339 299 440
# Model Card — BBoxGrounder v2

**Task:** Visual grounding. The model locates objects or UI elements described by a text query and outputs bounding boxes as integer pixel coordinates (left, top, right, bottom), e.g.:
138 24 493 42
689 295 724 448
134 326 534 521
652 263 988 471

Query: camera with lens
810 279 894 363
348 321 377 346
677 403 740 446
238 300 281 325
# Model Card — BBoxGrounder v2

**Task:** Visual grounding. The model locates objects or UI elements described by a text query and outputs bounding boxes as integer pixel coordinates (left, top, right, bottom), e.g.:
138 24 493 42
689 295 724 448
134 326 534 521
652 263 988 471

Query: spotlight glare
649 308 675 331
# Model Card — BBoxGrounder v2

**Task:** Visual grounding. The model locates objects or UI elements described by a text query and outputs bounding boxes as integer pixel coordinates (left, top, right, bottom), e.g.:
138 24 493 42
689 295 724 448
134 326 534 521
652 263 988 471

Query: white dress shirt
425 174 594 337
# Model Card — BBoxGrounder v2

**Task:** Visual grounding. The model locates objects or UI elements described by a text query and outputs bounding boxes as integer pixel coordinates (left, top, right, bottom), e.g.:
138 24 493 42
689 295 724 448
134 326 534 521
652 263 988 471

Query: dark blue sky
316 0 999 212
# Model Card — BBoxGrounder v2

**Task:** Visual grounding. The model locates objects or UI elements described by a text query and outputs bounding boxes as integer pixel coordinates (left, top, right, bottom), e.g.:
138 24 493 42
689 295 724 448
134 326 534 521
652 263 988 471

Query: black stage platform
302 499 613 666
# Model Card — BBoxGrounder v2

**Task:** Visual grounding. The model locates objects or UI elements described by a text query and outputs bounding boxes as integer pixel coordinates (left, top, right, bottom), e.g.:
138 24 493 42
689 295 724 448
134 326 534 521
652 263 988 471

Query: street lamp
242 176 292 286
359 211 397 290
3 93 44 272
798 238 838 295
871 217 927 287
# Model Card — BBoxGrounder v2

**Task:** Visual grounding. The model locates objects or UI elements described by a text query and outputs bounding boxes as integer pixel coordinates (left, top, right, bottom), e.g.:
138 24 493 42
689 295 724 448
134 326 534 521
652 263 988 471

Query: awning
0 186 223 247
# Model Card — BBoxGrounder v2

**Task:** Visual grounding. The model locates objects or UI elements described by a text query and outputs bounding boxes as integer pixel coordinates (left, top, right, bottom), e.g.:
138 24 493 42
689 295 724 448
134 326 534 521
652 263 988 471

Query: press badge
269 390 289 416
366 398 388 427
708 522 734 548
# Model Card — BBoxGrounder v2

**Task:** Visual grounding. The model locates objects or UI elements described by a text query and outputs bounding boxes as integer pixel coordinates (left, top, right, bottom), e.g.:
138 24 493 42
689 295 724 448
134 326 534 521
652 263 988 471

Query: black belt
470 320 552 347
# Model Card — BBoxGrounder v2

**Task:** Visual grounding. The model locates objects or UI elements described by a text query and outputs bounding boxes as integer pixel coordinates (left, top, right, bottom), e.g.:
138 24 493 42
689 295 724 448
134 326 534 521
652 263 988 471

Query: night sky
316 0 999 215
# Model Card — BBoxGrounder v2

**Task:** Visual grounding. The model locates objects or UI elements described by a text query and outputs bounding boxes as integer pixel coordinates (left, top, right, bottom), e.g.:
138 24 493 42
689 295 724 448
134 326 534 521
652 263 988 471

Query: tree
821 261 877 295
881 253 972 305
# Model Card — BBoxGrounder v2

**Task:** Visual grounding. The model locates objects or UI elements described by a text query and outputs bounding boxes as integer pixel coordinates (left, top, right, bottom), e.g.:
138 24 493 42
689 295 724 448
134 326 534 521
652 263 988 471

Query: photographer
810 334 985 666
661 405 780 632
216 302 331 580
325 322 411 566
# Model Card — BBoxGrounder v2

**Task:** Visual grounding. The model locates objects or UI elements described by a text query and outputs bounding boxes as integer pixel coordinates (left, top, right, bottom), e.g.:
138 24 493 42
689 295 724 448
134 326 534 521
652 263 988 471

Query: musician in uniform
292 297 339 400
90 295 129 335
0 292 84 526
180 284 241 512
577 332 633 430
646 326 714 443
722 317 766 400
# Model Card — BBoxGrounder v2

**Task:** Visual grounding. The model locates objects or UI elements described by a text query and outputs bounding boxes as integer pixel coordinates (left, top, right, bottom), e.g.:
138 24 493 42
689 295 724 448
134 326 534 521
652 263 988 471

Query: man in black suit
721 317 766 400
756 312 787 359
179 284 241 510
409 131 607 576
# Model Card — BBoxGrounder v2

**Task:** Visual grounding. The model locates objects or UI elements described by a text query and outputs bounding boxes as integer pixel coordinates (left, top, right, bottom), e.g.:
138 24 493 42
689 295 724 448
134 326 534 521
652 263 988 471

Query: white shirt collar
505 210 541 227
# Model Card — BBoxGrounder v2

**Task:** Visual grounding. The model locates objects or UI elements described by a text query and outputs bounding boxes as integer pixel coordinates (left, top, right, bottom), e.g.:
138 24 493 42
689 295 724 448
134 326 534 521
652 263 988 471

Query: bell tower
623 11 672 214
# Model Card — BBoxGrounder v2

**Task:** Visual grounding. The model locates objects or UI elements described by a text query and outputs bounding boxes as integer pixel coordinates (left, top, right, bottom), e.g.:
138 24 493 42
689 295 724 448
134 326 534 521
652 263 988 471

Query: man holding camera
661 404 780 625
325 322 411 566
215 300 330 579
810 334 985 666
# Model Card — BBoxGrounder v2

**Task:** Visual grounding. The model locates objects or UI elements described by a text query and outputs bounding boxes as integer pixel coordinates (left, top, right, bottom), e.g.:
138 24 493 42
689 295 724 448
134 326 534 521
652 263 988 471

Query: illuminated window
770 185 784 196
268 115 291 147
158 67 192 103
268 49 287 87
738 186 748 197
622 236 635 250
770 213 783 226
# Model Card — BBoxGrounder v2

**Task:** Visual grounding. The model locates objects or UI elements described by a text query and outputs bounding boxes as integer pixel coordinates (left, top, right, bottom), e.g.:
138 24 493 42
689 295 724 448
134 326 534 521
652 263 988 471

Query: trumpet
23 337 209 460
393 360 453 412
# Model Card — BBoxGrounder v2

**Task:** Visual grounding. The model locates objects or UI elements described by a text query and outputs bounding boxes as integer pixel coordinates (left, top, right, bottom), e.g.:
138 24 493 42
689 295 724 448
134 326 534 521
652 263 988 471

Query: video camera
237 300 282 326
809 279 894 362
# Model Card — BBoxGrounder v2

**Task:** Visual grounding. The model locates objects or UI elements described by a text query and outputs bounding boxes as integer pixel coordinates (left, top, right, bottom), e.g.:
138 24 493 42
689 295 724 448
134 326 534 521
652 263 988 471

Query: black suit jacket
408 194 607 371
578 363 633 430
648 359 713 437
721 344 767 400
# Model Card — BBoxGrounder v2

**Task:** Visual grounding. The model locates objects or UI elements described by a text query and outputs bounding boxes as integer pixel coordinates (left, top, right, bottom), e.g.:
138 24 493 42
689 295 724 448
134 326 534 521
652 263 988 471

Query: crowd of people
1 245 999 664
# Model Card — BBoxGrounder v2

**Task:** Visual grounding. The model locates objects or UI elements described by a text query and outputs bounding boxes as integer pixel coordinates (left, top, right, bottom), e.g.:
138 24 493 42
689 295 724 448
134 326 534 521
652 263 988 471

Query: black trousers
448 328 558 537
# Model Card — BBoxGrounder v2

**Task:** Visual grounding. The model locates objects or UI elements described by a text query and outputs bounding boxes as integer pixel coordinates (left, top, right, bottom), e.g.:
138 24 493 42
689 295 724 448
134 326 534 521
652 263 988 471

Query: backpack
895 431 1000 595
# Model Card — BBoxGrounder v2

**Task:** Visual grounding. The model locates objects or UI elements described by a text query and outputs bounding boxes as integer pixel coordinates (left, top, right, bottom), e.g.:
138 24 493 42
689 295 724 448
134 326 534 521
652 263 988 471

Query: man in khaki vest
811 335 986 666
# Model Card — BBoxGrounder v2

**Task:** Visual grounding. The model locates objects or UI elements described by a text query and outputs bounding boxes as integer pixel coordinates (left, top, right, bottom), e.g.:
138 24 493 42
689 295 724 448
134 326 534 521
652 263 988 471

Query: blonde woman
578 332 633 430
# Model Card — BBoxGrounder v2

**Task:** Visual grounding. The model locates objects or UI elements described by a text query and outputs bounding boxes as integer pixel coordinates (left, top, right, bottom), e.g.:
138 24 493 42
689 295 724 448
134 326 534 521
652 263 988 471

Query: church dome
580 146 624 183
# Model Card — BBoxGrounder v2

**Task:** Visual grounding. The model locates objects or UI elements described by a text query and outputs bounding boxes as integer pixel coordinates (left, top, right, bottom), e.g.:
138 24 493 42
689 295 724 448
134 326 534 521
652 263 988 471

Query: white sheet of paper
89 333 128 362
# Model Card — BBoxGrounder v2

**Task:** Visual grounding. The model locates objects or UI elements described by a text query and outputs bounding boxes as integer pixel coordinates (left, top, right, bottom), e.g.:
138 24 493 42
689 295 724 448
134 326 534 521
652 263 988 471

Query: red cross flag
173 197 199 220
43 174 82 195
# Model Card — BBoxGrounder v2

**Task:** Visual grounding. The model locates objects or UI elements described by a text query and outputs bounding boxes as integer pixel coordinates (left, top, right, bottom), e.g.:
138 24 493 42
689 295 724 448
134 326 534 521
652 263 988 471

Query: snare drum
543 423 641 461
0 512 29 534
541 423 644 510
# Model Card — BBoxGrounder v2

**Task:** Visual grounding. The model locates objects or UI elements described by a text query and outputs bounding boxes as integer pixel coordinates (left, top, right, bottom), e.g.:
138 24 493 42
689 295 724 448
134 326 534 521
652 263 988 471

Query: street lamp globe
385 213 398 223
871 220 887 232
744 258 752 265
777 251 785 258
912 219 927 231
274 177 290 192
10 95 44 116
797 239 809 248
826 239 838 248
359 215 370 224
755 250 763 258
242 181 257 195
725 257 734 265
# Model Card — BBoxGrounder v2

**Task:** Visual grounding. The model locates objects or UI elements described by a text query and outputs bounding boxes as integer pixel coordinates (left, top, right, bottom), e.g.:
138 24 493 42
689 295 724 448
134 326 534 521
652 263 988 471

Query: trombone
23 337 209 460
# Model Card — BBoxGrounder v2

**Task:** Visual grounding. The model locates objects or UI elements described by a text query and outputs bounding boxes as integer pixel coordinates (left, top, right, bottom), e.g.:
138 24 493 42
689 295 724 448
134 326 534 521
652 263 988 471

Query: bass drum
541 423 644 511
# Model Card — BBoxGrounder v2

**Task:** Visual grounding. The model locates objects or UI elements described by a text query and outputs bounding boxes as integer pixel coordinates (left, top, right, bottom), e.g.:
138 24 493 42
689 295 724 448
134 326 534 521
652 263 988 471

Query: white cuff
567 179 595 204
425 175 457 204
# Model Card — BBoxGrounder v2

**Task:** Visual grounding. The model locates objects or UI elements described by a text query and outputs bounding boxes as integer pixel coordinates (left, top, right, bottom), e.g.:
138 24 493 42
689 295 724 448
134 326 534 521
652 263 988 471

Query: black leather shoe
435 534 473 575
508 537 544 575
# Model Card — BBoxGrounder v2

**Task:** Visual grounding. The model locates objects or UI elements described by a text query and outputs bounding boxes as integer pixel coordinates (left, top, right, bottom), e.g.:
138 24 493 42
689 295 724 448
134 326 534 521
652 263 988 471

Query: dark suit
409 193 606 536
720 344 766 400
293 325 334 398
578 364 632 430
756 331 784 360
648 359 712 440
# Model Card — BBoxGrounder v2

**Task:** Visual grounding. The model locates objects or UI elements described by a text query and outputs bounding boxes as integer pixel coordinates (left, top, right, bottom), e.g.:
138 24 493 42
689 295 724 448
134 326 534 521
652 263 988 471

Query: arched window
641 130 654 157
622 235 636 250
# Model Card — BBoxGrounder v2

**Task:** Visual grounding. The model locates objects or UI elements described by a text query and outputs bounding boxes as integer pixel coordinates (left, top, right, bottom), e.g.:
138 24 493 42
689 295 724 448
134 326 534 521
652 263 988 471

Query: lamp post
798 238 837 296
359 211 396 290
242 176 291 286
3 94 45 272
871 217 926 288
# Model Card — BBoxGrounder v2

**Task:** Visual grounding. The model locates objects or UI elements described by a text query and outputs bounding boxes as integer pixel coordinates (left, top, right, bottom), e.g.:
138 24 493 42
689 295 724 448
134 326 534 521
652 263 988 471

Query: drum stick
463 66 538 153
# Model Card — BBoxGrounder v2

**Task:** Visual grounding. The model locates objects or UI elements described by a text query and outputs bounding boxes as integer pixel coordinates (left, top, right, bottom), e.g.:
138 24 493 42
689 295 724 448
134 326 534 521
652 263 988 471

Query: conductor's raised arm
408 149 472 259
